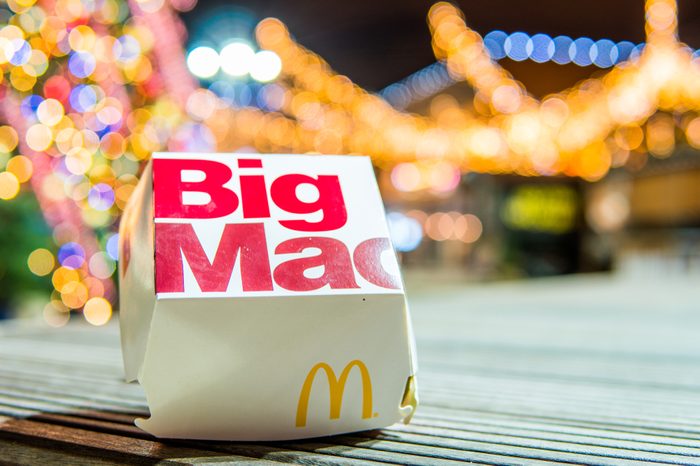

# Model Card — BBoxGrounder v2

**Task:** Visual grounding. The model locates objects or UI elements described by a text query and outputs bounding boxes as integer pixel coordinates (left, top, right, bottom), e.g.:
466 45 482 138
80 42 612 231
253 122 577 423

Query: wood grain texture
0 274 699 464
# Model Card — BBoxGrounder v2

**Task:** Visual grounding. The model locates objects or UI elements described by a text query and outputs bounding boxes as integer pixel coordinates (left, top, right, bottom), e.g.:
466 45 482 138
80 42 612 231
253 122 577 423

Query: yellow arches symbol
295 360 373 428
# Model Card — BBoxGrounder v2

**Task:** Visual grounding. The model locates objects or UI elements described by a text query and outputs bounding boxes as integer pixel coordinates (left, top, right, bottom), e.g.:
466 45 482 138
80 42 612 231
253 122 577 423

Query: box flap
119 161 156 382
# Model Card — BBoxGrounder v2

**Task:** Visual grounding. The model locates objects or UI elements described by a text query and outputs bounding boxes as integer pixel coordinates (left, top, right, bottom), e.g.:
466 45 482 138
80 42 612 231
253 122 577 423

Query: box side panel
119 161 156 381
135 293 414 440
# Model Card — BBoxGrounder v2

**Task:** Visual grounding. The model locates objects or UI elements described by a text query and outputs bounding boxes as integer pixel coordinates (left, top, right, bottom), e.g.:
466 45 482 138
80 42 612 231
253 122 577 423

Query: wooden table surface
1 274 699 465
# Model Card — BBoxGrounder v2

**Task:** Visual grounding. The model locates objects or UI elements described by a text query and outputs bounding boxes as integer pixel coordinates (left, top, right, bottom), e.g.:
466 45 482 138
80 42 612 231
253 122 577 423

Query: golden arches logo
295 360 374 428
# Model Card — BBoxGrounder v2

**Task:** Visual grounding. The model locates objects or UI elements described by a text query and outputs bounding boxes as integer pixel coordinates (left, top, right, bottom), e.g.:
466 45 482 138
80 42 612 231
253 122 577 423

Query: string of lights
378 30 657 111
249 0 700 179
483 31 648 68
380 61 455 110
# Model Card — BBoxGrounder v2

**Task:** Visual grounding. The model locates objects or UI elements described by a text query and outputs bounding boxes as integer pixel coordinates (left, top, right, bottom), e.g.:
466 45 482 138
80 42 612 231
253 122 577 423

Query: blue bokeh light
20 95 44 119
68 51 96 79
629 43 646 61
615 41 636 62
88 183 116 211
530 34 555 63
483 30 507 60
106 234 119 261
381 83 411 109
114 35 141 64
9 39 31 66
69 85 98 112
570 37 595 66
257 83 285 111
593 39 617 68
387 212 423 253
552 36 574 65
504 32 532 62
58 242 86 270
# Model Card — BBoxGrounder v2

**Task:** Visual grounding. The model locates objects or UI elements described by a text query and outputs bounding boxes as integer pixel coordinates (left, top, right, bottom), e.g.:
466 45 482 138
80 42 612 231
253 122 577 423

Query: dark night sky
183 0 700 96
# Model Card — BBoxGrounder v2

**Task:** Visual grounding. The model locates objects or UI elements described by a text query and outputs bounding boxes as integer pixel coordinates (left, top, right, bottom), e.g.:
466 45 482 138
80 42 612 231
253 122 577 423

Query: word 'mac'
152 155 400 295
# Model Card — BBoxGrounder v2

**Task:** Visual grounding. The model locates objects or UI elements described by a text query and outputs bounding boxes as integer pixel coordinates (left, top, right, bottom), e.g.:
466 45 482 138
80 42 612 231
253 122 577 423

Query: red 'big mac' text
153 158 400 294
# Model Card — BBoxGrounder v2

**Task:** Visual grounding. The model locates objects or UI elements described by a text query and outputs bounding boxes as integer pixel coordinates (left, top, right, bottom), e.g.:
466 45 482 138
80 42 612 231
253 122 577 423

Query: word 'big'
154 158 347 231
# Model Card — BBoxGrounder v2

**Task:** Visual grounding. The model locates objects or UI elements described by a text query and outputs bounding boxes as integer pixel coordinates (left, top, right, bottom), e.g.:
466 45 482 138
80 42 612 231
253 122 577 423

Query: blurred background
0 0 699 326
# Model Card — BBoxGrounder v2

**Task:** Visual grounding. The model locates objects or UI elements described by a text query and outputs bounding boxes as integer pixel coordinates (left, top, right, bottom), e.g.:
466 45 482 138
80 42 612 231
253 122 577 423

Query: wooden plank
416 407 700 442
0 439 131 466
0 275 699 464
361 429 700 464
406 416 700 450
0 419 289 465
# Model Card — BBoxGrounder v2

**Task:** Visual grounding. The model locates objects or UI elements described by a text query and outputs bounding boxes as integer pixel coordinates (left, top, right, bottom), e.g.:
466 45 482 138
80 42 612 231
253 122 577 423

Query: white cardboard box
119 153 417 440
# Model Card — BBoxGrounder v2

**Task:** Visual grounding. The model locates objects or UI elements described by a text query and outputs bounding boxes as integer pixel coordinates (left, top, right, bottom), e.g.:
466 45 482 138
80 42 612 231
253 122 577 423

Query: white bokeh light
386 212 423 252
186 46 220 79
249 50 282 82
220 42 255 77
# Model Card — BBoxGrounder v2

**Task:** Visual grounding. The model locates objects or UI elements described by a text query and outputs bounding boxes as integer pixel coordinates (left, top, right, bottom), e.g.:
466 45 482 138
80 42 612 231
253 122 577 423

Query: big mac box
118 153 418 440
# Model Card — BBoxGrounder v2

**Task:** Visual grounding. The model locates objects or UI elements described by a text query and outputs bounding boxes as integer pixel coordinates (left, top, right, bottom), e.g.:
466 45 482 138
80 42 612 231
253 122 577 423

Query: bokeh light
552 36 574 64
27 248 55 276
387 212 423 252
60 280 88 309
58 242 86 269
428 162 461 193
83 297 112 326
70 85 97 112
570 37 595 66
187 46 220 79
0 126 19 152
87 183 116 211
530 34 554 63
504 32 532 62
25 123 52 151
43 302 70 327
220 42 255 77
686 117 700 148
68 51 96 78
36 98 64 126
391 163 422 192
249 50 281 82
6 155 32 182
483 30 507 60
114 35 141 64
106 234 119 260
9 39 31 65
88 252 116 279
0 172 20 200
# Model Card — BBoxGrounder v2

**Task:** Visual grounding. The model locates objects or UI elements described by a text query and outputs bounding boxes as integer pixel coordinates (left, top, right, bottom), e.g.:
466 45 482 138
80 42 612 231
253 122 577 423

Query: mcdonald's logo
296 360 374 428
